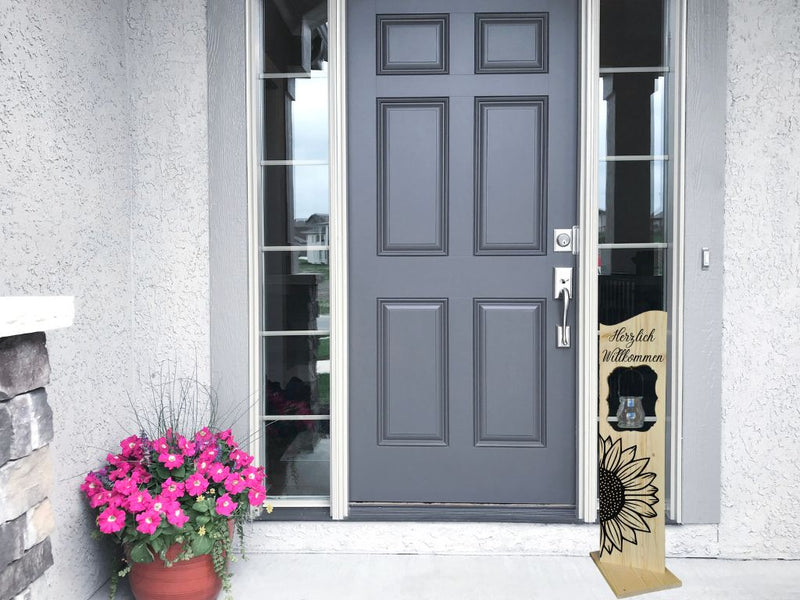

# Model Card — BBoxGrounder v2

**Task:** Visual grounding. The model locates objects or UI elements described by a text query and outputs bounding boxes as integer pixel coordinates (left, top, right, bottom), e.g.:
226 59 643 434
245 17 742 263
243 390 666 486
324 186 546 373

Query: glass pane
599 160 666 244
263 251 329 332
263 336 330 416
265 419 330 496
600 74 666 157
263 165 329 247
263 69 329 162
264 0 328 75
598 248 666 325
600 0 664 68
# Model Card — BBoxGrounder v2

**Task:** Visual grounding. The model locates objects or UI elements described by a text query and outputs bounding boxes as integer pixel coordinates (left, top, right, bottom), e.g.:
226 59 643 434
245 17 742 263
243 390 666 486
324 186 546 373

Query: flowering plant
82 425 267 598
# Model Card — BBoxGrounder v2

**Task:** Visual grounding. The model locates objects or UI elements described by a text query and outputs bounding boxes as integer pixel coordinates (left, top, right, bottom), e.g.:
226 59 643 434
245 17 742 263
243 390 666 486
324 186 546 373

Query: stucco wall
0 1 133 596
0 1 209 598
127 0 210 382
720 0 800 558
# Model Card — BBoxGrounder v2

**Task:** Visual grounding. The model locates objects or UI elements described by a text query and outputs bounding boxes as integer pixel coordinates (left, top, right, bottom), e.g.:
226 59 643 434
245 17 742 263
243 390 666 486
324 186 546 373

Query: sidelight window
257 0 331 505
596 0 680 518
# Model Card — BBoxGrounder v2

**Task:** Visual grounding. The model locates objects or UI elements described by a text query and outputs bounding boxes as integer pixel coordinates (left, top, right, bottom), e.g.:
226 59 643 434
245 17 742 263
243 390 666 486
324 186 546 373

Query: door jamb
250 0 602 521
577 0 599 523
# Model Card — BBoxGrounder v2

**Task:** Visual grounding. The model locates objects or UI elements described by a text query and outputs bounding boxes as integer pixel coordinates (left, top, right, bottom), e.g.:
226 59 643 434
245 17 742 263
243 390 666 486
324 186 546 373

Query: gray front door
348 0 578 510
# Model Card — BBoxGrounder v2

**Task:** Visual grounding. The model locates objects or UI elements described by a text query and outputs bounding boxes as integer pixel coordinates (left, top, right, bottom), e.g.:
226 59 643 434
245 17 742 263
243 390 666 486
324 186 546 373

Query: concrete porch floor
89 553 800 600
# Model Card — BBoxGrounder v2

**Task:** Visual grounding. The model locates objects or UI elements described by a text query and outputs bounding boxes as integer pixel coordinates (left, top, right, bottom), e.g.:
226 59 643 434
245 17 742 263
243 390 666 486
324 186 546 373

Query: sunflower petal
611 519 627 551
623 471 657 491
618 517 641 544
617 505 653 533
605 438 623 471
623 499 658 519
615 457 649 483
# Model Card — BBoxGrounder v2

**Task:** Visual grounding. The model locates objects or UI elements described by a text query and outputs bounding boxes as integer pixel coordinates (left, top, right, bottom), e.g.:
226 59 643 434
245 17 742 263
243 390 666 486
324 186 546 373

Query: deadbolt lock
553 227 578 253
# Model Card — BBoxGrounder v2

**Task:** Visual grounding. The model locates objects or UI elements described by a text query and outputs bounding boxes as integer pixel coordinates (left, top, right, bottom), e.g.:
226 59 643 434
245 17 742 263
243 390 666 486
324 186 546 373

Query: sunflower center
599 467 625 521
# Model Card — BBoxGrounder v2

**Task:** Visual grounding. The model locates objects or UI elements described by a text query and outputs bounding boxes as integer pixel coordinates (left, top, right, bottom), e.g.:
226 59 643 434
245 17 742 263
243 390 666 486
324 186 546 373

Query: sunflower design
598 435 659 556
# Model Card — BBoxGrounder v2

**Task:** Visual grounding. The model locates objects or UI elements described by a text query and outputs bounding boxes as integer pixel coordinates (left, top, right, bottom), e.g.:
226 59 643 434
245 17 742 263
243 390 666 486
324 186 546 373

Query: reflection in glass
264 70 329 162
598 161 666 244
600 74 666 157
600 0 664 68
265 419 330 497
598 249 665 325
263 165 329 247
263 251 329 332
264 0 328 74
263 336 330 416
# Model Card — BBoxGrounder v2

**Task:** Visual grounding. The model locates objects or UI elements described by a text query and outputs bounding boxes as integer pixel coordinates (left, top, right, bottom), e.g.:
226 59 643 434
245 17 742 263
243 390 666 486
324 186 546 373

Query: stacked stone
0 333 55 600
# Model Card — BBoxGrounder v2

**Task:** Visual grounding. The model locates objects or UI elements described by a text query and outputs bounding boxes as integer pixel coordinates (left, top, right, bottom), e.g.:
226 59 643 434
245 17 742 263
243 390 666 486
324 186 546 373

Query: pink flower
224 473 247 495
108 462 132 481
150 494 170 514
130 466 151 485
247 486 266 507
185 473 209 497
157 451 184 470
195 459 211 474
208 463 230 484
97 507 126 534
241 466 264 488
199 446 219 462
217 429 233 443
195 427 212 442
230 449 254 469
215 494 237 517
120 435 143 458
152 437 170 454
126 490 153 513
135 509 161 535
161 478 185 499
90 490 113 508
112 477 137 496
178 435 196 456
166 505 189 528
81 473 103 498
107 493 125 509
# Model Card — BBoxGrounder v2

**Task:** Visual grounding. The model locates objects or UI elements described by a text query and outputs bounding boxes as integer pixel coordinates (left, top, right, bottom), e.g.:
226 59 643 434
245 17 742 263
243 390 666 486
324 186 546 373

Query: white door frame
245 0 686 523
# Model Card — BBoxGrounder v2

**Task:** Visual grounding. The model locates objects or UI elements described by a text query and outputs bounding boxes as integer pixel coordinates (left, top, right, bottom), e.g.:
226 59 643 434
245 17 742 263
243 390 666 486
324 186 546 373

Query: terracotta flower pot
128 522 233 600
128 544 222 600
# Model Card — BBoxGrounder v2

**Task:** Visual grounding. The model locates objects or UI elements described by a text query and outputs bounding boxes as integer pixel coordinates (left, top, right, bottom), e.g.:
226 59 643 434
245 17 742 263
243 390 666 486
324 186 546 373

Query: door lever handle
554 267 573 348
558 287 571 347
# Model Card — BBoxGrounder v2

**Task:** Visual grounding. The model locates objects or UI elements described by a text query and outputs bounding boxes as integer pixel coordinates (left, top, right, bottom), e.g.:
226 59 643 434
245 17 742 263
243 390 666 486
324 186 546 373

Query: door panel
348 0 578 507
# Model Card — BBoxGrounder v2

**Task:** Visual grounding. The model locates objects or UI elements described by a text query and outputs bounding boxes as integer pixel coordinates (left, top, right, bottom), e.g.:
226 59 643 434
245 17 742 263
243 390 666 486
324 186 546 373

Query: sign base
590 552 682 598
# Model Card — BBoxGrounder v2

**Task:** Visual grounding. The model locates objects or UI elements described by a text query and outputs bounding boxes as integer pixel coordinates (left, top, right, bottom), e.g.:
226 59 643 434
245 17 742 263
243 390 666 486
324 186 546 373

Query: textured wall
0 1 209 597
720 0 800 558
0 1 134 596
127 0 210 384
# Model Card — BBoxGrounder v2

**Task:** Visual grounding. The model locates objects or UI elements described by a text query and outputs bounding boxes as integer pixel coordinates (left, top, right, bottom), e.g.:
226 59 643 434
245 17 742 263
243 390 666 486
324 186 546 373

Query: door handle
554 267 573 348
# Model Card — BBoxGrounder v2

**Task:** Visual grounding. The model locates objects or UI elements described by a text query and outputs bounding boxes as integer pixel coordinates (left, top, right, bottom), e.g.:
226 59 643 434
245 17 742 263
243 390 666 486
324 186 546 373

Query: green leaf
150 537 166 555
193 501 209 513
192 535 213 556
173 466 186 479
130 543 154 563
196 515 211 525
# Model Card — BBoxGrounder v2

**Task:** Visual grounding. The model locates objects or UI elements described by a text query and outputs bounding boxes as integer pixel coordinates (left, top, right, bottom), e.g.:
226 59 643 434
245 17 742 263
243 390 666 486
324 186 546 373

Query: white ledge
0 296 75 338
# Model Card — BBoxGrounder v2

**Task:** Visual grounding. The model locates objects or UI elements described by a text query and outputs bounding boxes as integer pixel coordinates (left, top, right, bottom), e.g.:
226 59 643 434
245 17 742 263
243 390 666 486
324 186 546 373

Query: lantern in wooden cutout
591 310 682 598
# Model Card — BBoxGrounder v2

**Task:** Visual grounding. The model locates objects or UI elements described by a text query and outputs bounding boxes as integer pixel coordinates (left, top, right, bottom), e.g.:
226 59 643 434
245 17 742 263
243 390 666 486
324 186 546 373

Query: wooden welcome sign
591 310 681 597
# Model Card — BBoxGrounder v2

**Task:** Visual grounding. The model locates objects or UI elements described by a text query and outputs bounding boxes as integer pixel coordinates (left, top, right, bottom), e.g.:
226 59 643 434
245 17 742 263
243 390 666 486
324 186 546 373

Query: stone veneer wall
0 334 56 600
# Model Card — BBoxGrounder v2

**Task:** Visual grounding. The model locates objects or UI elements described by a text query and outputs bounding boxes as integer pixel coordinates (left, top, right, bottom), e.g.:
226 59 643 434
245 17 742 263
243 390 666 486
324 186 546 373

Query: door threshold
348 503 579 523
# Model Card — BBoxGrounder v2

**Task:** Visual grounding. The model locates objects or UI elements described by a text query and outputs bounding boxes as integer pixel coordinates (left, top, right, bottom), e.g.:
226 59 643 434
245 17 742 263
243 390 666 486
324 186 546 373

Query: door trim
247 0 598 522
329 0 350 521
577 0 599 523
